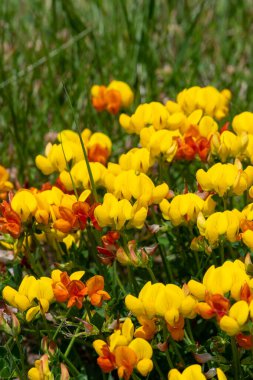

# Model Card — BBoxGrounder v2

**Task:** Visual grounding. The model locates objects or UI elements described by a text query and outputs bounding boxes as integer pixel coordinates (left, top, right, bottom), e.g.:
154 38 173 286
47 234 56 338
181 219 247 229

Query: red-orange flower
197 293 230 321
97 231 120 265
86 275 110 307
167 315 185 341
240 283 253 303
88 144 110 166
91 85 107 111
175 126 210 162
97 345 116 373
104 89 122 114
0 201 21 238
236 333 253 350
53 272 87 309
53 201 98 233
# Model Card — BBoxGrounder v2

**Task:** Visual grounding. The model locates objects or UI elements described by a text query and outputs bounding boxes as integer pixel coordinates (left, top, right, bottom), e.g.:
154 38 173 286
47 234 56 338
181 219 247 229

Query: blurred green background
0 0 253 182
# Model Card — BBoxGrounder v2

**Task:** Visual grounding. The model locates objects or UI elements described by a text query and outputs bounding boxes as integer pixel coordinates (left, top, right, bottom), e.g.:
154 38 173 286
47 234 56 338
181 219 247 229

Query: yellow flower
11 189 38 222
220 301 249 336
211 130 248 162
232 111 253 135
125 281 165 319
177 86 231 119
109 318 134 351
168 364 227 380
160 193 215 226
107 80 134 108
128 338 153 377
120 102 170 134
60 161 106 191
197 210 242 245
94 193 133 230
0 165 13 199
119 148 151 173
28 354 54 380
196 161 253 197
140 126 179 162
2 275 54 322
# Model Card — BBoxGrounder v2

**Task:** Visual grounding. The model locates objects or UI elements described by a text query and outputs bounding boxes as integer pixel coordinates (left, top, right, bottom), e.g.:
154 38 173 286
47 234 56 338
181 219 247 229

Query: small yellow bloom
11 190 38 222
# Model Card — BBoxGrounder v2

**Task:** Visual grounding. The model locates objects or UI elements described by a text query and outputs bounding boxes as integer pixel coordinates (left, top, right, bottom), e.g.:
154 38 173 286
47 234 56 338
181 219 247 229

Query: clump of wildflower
93 318 153 379
91 80 133 114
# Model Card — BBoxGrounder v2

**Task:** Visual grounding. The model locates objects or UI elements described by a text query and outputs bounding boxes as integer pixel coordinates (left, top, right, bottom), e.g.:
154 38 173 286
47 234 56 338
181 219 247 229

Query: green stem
128 266 138 295
185 319 195 343
154 233 173 282
169 337 185 366
15 337 26 377
64 310 86 358
153 356 166 380
53 308 72 340
113 261 127 295
162 321 174 369
231 336 240 380
146 265 157 283
58 350 80 376
219 242 225 264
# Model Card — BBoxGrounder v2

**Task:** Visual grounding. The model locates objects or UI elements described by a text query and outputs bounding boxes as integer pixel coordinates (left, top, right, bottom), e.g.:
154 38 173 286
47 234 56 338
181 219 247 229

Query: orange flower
134 316 156 341
97 344 116 373
91 86 122 114
86 275 110 306
91 85 107 111
197 293 230 321
104 89 122 114
236 333 253 350
53 206 78 233
175 126 210 162
115 346 137 380
0 201 21 238
53 272 87 309
167 315 185 341
53 201 97 233
240 283 253 303
88 144 110 166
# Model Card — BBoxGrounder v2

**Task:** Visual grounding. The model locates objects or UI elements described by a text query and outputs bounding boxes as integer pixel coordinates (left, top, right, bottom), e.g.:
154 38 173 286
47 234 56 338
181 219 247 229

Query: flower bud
116 247 130 265
0 311 12 335
11 312 20 336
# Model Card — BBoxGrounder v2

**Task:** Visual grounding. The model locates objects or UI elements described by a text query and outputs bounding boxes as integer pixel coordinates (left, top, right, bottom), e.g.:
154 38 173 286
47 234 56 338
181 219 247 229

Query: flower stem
162 321 174 369
231 336 240 380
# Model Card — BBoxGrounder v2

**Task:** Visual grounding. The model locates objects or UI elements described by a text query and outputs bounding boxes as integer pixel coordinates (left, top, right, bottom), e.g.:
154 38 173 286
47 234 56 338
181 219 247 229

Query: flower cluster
91 80 134 114
2 82 253 379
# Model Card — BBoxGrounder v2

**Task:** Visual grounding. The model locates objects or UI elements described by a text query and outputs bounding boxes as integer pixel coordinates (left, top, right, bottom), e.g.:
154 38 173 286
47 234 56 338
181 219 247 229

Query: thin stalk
185 319 194 343
162 321 174 369
53 308 72 340
128 266 139 295
231 336 240 380
113 261 127 295
146 265 158 283
58 350 80 376
169 337 185 366
15 337 26 377
154 233 173 282
63 83 98 202
64 310 86 358
153 356 166 380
